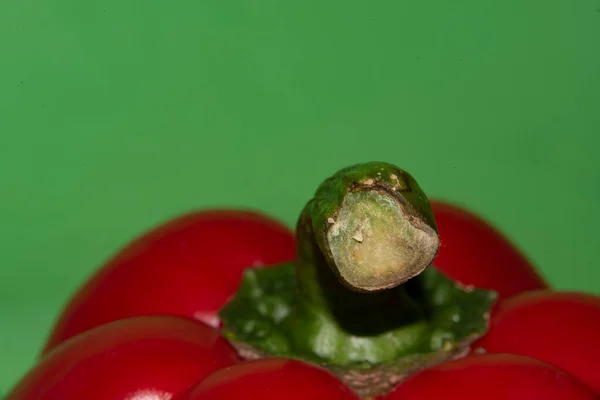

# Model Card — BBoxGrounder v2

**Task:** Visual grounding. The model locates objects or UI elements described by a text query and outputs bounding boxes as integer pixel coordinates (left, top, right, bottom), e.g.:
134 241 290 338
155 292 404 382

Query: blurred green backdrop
1 0 599 392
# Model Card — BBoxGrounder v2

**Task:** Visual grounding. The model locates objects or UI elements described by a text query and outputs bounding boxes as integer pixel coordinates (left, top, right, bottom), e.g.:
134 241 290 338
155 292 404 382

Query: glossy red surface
43 209 296 352
177 358 360 400
475 290 600 392
384 353 597 399
5 316 240 400
430 200 548 299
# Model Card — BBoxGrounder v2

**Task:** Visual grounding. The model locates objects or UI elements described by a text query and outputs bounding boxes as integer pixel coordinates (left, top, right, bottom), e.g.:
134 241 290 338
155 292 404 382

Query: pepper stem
302 161 440 293
325 188 439 291
219 161 496 399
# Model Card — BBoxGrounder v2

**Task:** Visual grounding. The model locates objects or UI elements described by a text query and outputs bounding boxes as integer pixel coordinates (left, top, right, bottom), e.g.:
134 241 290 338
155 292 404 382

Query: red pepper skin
42 209 296 353
178 358 360 400
430 200 548 299
384 353 597 400
5 316 240 400
474 290 600 393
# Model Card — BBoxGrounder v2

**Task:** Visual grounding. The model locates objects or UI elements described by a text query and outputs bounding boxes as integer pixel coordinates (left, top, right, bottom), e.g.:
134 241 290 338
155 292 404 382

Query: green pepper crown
219 161 496 399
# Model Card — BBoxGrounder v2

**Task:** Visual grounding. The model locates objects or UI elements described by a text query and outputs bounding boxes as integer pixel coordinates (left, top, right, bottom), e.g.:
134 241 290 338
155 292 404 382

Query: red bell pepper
5 161 597 399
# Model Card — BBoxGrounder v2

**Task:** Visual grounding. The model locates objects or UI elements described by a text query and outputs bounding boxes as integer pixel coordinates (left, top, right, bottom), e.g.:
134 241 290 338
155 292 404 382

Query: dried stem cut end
327 190 440 292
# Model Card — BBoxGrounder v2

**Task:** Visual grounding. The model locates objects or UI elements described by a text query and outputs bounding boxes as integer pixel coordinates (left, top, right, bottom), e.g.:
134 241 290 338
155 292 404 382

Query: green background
1 0 599 392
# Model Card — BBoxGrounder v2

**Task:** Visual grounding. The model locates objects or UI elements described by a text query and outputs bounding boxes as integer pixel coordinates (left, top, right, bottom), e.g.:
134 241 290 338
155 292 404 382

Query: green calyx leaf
219 263 496 397
219 162 497 398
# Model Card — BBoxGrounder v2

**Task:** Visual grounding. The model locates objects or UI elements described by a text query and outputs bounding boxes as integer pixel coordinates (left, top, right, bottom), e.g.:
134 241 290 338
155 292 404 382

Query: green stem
281 162 441 362
296 161 439 298
294 209 427 335
219 161 496 391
